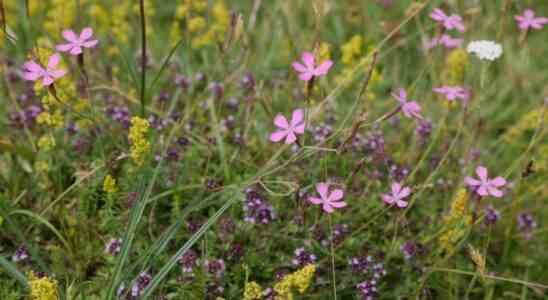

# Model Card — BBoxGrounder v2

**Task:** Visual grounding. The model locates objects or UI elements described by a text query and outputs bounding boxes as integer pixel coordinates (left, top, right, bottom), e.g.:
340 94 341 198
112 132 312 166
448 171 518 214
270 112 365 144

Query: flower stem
329 214 337 300
139 0 147 117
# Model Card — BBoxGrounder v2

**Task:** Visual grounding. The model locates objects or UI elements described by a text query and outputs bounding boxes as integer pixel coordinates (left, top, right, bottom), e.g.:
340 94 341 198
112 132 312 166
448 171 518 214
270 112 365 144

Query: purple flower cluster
12 245 29 263
105 238 122 256
130 272 152 298
179 249 199 273
106 106 131 128
517 213 537 239
400 240 424 260
9 105 42 128
484 206 501 225
243 188 276 225
350 254 387 299
204 258 226 278
292 247 317 267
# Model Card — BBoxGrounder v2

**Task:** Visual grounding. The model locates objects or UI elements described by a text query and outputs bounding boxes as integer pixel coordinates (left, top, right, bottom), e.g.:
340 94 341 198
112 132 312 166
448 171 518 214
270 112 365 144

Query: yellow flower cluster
38 135 56 151
243 281 263 300
44 0 84 34
273 264 316 300
37 110 64 129
29 272 58 300
103 175 118 195
336 35 382 100
439 188 472 252
503 108 548 143
128 117 151 166
170 0 230 49
445 48 468 85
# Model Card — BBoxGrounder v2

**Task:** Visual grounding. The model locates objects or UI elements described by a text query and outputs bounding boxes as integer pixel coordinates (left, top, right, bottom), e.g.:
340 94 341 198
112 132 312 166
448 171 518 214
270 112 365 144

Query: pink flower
465 166 506 198
430 8 465 32
382 182 411 208
392 88 423 119
56 27 99 55
425 34 463 49
433 86 471 102
269 109 305 144
22 54 66 87
308 182 346 213
514 9 548 30
292 52 333 81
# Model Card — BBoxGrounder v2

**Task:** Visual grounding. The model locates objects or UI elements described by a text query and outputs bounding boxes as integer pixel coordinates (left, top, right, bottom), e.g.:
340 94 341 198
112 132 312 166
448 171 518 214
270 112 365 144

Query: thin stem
139 0 147 117
329 214 337 300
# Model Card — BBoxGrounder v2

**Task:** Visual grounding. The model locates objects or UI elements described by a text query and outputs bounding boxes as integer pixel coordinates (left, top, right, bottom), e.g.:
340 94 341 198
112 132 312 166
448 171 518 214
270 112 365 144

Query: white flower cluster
466 40 503 61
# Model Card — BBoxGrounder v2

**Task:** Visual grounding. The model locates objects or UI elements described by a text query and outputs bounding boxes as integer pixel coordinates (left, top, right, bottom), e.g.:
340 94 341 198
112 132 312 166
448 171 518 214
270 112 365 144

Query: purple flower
131 272 152 297
243 188 276 224
12 245 29 263
392 88 423 119
105 238 122 256
484 206 501 225
517 213 537 239
204 258 226 278
400 241 423 260
292 247 316 267
179 249 199 273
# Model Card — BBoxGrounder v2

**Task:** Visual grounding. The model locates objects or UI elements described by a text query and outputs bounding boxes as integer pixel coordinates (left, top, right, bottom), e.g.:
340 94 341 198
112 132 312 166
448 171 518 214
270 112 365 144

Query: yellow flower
188 16 207 33
128 117 151 166
440 188 472 251
35 161 50 173
445 48 468 85
273 264 316 300
29 272 58 300
38 135 56 151
244 281 263 300
341 35 363 65
103 175 118 195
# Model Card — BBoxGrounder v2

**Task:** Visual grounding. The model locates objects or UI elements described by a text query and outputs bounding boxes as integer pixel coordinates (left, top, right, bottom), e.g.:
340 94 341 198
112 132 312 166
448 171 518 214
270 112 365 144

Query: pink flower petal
382 194 394 205
47 54 61 69
22 71 41 81
290 109 304 127
396 200 408 208
489 176 506 187
285 132 297 144
49 70 66 79
488 187 504 198
322 203 334 213
293 124 305 134
398 187 411 199
308 196 323 205
464 176 481 186
301 52 315 69
41 76 54 86
477 186 489 197
391 182 401 195
82 39 99 48
292 62 307 73
80 27 93 40
314 60 333 76
273 114 289 129
316 182 329 200
23 61 43 73
330 200 347 208
476 166 488 181
62 29 78 42
269 130 287 142
430 8 447 22
70 46 83 55
56 43 74 52
328 189 344 202
299 72 313 81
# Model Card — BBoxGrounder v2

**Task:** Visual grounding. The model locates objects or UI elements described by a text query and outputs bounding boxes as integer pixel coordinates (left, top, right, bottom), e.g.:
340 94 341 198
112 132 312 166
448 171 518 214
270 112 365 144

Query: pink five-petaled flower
22 54 66 87
392 88 423 119
430 8 465 32
382 182 411 208
308 182 346 213
269 108 305 144
56 27 99 55
465 166 506 198
433 86 471 102
514 9 548 31
292 52 333 81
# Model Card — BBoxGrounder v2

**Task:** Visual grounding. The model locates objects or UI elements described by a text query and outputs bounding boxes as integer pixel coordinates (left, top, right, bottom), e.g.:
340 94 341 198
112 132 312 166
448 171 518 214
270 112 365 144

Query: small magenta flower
270 108 305 144
426 34 463 49
22 54 66 87
56 27 99 55
430 8 465 32
382 182 411 208
392 88 423 119
308 182 346 213
433 86 471 102
514 9 548 31
292 52 333 81
465 166 506 198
